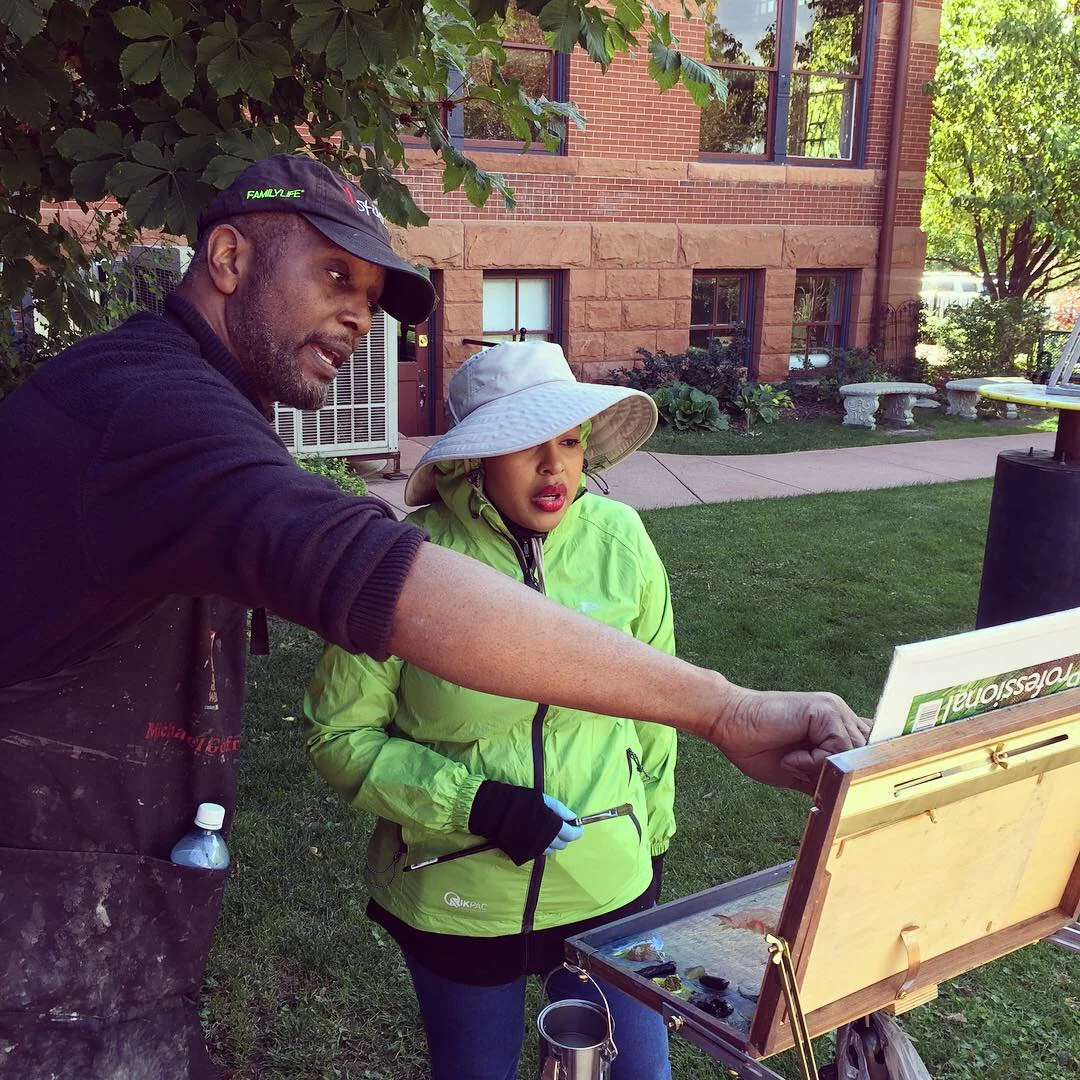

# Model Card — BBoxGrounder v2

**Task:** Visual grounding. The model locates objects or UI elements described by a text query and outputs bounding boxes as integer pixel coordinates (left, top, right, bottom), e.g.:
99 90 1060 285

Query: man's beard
226 267 332 412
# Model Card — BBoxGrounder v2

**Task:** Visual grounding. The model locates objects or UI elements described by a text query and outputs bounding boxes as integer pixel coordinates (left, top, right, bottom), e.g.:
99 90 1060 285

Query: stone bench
945 377 1033 420
838 381 938 430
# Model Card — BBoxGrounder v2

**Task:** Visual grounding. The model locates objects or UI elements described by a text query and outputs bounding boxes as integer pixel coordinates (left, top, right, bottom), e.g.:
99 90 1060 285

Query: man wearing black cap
0 154 866 1078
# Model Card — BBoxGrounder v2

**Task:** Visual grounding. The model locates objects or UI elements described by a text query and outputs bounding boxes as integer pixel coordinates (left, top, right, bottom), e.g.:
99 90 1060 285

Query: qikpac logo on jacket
444 891 488 912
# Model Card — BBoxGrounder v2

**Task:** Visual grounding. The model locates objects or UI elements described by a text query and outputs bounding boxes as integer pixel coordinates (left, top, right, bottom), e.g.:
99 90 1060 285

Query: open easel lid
752 688 1080 1057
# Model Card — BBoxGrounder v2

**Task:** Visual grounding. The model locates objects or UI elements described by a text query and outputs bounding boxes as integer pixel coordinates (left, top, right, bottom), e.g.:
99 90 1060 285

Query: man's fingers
780 749 825 794
809 694 869 753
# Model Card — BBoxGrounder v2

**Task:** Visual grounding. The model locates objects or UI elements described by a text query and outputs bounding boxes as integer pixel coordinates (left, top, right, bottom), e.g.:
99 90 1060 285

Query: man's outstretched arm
387 544 869 793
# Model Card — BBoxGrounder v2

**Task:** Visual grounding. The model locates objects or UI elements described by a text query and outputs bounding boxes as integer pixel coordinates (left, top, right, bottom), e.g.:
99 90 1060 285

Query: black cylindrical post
976 449 1080 628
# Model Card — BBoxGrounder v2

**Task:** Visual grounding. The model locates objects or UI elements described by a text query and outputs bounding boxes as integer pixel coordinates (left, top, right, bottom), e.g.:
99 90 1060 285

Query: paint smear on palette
713 906 780 936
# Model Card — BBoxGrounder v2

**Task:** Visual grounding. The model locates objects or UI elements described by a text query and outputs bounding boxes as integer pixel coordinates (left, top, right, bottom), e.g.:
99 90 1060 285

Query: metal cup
537 967 617 1080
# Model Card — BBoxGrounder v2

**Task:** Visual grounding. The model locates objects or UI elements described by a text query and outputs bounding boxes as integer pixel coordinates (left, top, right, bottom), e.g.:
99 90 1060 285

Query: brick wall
33 1 942 400
392 0 942 393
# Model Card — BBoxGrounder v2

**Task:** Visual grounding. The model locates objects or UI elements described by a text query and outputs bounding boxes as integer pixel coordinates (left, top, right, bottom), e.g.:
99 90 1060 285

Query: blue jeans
404 952 672 1080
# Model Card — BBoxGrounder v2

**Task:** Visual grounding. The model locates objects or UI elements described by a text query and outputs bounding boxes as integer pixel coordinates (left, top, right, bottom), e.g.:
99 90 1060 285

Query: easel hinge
766 934 819 1080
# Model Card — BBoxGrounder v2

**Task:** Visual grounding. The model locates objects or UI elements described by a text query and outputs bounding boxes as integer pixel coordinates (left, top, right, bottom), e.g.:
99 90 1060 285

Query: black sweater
0 293 425 858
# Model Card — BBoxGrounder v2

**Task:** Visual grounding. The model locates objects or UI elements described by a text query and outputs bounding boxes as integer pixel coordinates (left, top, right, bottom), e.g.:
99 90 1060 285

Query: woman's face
482 426 585 533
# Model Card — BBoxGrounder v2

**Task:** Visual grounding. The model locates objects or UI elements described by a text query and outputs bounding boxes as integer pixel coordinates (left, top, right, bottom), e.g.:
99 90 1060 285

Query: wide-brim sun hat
404 341 658 506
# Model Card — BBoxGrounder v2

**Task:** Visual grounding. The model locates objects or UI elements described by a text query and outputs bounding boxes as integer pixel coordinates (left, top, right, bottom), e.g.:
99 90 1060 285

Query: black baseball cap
197 154 436 324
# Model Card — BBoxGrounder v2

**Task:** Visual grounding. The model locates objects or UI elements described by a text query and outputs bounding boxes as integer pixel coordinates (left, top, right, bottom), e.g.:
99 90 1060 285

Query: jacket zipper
509 532 549 934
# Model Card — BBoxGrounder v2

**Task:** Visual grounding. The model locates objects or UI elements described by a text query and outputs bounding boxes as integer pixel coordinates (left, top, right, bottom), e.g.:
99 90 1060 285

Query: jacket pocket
0 846 227 1019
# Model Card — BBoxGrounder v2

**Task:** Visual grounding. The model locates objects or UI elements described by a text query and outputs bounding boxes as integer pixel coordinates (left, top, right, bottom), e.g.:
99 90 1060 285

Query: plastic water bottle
170 802 230 869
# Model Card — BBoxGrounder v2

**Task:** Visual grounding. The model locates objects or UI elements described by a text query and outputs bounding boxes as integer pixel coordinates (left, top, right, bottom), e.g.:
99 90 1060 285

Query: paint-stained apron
0 596 247 1079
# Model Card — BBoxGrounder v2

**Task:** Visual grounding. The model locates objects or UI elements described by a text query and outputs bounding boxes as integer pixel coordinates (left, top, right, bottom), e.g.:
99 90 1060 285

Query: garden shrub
817 346 890 402
935 296 1047 378
732 382 794 430
652 382 728 431
296 455 368 496
609 333 748 412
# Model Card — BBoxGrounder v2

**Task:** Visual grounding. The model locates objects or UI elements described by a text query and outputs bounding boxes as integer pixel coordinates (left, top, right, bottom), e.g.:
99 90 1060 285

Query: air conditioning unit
273 309 399 459
125 244 193 314
89 244 192 316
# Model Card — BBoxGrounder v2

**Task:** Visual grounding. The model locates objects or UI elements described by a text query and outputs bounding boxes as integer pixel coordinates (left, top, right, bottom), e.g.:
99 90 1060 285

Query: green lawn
207 480 1080 1079
643 408 1057 456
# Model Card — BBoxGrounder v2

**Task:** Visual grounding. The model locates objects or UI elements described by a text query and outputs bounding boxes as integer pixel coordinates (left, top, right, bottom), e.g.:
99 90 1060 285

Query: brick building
391 0 940 436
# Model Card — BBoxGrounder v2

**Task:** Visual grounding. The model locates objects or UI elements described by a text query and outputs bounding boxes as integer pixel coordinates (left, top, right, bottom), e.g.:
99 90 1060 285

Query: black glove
468 780 567 866
651 853 665 901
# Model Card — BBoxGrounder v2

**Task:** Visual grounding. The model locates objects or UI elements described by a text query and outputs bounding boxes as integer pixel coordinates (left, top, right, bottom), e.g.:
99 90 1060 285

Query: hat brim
403 382 657 506
301 212 436 325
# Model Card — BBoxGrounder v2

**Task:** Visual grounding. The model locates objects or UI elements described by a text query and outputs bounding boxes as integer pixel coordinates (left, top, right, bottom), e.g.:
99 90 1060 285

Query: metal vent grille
273 310 398 456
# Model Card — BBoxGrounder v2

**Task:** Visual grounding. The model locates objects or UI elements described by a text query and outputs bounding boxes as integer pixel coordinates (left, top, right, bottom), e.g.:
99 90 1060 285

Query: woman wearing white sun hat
305 341 677 1077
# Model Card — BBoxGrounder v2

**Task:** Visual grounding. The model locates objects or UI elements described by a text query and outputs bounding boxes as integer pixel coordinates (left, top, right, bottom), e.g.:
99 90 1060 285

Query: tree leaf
175 108 221 135
123 177 172 230
107 159 165 197
292 3 340 54
130 139 167 169
612 0 643 32
55 121 125 162
647 38 680 92
325 19 368 79
354 14 399 68
0 0 48 43
370 172 430 226
203 153 255 189
160 39 195 101
119 39 166 85
112 5 162 40
538 0 580 53
468 0 505 23
679 53 724 107
0 69 51 127
69 158 115 201
442 161 465 192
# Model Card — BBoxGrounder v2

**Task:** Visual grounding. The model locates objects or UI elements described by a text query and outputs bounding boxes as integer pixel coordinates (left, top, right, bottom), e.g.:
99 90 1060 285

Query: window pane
690 328 714 350
502 5 545 46
700 70 771 154
808 324 837 350
517 277 552 333
787 74 857 159
715 276 743 324
691 275 717 325
794 274 841 323
704 0 779 66
463 46 551 140
505 47 551 98
794 0 863 75
483 278 517 334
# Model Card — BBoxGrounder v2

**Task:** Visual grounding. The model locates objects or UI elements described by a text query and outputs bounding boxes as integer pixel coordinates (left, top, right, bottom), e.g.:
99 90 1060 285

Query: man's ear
204 224 248 296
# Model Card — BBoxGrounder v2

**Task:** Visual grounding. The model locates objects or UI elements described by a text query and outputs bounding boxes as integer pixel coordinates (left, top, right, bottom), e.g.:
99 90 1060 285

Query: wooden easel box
565 688 1080 1062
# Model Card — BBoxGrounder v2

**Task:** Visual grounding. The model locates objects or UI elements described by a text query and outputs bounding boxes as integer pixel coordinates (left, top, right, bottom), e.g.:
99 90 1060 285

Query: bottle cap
194 802 226 831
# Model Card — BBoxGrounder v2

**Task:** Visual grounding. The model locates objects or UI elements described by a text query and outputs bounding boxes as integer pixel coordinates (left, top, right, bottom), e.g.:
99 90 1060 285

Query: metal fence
877 300 921 374
1037 328 1072 371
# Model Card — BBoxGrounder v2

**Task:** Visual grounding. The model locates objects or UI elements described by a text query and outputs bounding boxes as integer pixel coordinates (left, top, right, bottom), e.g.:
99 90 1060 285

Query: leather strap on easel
898 924 922 997
766 935 820 1080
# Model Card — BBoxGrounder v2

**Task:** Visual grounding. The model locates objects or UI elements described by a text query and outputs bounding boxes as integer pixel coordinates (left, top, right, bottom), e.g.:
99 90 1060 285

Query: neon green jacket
304 465 677 937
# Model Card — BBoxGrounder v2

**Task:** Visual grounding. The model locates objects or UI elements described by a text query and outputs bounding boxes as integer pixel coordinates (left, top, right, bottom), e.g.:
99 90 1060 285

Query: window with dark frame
463 10 558 144
415 5 568 153
700 0 868 162
790 270 849 371
690 272 754 357
482 272 560 344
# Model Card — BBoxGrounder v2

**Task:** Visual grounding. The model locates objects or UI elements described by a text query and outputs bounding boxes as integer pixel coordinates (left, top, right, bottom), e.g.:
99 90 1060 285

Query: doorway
396 313 435 437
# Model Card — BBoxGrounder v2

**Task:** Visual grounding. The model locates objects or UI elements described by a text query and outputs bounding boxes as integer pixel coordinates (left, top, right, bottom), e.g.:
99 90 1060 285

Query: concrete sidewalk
366 431 1056 515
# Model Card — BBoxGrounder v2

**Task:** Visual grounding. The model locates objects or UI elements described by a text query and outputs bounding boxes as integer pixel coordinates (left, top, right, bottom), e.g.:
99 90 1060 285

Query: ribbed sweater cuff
450 773 486 832
345 528 427 661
